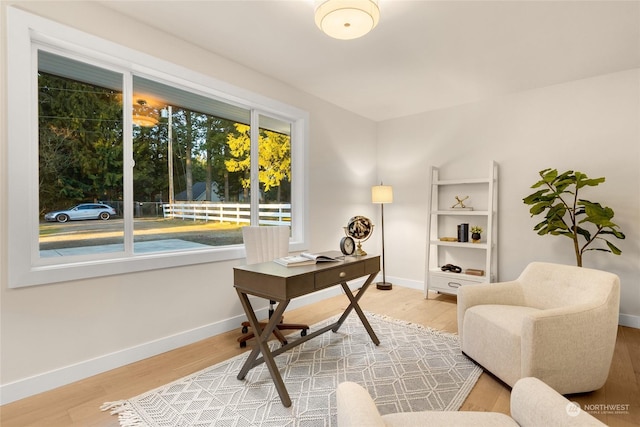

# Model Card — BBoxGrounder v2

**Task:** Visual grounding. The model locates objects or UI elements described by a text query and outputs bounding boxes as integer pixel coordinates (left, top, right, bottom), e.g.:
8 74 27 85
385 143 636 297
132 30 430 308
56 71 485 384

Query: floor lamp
372 183 393 290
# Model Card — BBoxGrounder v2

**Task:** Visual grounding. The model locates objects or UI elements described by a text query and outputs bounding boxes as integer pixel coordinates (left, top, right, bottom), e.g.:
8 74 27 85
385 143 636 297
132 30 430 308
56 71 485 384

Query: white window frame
6 8 309 288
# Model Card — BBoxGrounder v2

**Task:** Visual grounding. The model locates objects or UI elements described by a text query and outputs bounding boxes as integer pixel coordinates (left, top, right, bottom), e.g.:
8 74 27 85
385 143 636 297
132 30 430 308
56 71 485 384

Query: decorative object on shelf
523 168 625 267
372 183 393 290
451 195 473 210
439 237 458 242
465 268 485 276
339 236 355 256
457 223 469 242
344 215 373 257
471 226 483 243
314 0 380 40
441 264 462 273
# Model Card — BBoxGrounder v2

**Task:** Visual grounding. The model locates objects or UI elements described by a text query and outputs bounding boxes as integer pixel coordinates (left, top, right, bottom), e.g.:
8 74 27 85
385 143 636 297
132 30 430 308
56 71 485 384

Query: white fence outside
162 202 291 226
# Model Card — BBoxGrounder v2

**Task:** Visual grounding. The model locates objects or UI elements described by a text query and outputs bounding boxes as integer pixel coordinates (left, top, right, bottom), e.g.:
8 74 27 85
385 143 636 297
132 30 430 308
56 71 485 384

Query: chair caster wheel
241 326 248 334
239 341 247 348
301 329 307 337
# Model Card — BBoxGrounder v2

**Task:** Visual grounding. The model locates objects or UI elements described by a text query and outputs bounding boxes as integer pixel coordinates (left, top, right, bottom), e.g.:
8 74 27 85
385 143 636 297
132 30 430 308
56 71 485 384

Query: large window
38 51 125 257
7 8 308 287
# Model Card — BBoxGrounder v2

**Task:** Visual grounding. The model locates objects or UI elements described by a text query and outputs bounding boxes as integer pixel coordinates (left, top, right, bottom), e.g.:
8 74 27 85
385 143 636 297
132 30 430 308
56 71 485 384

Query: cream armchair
457 262 620 394
337 377 605 426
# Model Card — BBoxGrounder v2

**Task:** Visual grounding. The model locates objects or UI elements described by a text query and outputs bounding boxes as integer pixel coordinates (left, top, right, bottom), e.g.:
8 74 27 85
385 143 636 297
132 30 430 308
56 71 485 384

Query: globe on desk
344 216 374 256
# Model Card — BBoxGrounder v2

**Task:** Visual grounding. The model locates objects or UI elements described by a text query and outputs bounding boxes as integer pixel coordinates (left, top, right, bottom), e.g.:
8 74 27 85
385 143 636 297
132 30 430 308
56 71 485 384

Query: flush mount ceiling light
315 0 380 40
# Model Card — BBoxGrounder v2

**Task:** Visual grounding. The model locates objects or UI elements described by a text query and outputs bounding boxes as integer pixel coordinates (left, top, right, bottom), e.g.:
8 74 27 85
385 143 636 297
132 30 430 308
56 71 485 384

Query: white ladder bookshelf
424 161 498 297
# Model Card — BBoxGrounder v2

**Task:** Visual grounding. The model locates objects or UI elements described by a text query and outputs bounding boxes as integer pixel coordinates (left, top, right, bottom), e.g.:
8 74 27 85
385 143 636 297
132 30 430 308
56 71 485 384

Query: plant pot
471 232 481 243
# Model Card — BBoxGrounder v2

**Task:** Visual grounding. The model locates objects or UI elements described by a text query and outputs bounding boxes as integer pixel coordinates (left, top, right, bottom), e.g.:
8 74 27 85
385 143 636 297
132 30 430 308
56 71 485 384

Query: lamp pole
372 183 393 290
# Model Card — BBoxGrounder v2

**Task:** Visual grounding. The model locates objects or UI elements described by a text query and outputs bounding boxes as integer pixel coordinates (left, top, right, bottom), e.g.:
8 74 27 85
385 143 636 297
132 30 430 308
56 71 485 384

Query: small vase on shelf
470 226 483 243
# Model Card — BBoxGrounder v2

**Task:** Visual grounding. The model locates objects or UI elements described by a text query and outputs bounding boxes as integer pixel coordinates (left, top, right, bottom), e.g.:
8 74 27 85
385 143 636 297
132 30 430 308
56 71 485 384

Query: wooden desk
233 253 381 407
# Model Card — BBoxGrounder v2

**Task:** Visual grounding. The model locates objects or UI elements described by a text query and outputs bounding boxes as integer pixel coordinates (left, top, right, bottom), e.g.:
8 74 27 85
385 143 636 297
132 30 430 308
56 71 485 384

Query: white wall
377 69 640 326
0 2 377 403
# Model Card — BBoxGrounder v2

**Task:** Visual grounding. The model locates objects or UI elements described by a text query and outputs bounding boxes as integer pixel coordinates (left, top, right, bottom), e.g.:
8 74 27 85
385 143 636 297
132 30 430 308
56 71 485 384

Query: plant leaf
600 229 626 239
523 189 549 205
554 170 576 192
575 226 591 242
529 201 551 216
579 200 617 227
530 179 547 189
541 168 558 184
576 172 605 189
605 240 622 255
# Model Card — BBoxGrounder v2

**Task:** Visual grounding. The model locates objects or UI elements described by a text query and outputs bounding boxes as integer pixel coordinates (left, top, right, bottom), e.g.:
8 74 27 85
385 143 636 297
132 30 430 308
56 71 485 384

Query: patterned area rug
102 312 482 426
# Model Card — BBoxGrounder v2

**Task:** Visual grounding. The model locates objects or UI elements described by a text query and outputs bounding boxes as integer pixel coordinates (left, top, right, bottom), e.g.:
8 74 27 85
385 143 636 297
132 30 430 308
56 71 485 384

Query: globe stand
355 241 367 257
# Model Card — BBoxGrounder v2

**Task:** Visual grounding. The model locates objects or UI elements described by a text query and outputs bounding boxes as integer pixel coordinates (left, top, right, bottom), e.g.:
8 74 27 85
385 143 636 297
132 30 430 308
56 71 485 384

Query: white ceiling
99 0 640 122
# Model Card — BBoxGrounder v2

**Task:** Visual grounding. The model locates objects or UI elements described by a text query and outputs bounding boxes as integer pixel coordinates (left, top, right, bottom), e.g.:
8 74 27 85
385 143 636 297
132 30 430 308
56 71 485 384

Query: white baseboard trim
619 313 640 329
0 282 360 405
0 312 251 405
377 274 423 291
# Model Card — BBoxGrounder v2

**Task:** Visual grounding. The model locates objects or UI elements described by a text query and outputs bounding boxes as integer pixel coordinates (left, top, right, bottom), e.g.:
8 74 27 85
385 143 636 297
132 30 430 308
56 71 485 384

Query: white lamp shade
315 0 380 40
372 185 393 204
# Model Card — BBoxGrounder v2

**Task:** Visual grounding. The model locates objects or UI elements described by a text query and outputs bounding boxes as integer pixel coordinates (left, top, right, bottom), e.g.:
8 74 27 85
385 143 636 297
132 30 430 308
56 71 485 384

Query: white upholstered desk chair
237 225 309 348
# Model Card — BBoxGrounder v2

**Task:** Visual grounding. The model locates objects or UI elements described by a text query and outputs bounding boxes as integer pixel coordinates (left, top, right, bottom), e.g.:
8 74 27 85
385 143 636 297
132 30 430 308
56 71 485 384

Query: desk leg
334 273 380 345
235 289 293 407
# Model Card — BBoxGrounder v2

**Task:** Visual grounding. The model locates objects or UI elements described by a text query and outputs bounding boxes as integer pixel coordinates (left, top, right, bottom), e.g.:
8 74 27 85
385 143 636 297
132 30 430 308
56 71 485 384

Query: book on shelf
274 251 340 267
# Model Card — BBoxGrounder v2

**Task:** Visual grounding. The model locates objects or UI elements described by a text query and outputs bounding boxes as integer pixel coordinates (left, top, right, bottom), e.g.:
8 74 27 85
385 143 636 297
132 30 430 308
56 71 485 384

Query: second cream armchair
457 262 620 394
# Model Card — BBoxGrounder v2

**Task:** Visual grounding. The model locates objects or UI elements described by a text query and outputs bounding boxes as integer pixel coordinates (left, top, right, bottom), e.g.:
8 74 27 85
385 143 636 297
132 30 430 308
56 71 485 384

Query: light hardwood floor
2 286 638 426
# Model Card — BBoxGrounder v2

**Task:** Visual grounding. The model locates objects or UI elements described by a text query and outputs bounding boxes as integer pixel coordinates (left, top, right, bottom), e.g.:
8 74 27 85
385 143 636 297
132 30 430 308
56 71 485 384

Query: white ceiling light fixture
132 99 159 127
315 0 380 40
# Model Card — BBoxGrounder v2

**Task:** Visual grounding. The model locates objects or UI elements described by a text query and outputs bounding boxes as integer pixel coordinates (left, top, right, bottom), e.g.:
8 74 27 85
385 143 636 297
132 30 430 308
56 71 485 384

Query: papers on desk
274 252 340 267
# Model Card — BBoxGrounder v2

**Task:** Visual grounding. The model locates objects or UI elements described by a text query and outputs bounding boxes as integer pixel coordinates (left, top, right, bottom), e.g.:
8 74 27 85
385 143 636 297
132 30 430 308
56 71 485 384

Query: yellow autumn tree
225 123 291 201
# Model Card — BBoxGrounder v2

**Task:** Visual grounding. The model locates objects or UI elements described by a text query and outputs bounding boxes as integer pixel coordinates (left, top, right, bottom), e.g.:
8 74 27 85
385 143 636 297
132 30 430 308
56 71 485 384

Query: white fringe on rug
101 400 147 427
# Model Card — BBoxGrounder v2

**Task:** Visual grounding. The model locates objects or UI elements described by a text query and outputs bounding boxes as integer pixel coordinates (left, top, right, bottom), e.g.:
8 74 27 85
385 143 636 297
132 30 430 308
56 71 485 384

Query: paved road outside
39 218 244 251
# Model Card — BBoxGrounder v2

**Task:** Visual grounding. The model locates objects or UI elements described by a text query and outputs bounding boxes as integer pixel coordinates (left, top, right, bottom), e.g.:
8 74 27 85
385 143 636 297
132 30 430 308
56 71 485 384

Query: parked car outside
44 203 117 223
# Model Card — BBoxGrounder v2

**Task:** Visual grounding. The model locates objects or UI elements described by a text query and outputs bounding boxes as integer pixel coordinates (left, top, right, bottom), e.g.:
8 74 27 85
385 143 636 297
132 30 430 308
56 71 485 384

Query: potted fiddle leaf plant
523 168 625 267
